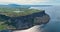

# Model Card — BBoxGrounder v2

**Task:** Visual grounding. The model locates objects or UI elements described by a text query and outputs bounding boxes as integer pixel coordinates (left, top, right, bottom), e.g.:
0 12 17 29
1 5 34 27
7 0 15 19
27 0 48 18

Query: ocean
30 6 60 32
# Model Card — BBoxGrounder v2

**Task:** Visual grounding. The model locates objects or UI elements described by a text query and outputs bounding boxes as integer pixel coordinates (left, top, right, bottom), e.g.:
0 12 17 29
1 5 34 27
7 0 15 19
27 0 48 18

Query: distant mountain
8 4 20 6
7 4 21 8
0 4 52 8
0 4 30 8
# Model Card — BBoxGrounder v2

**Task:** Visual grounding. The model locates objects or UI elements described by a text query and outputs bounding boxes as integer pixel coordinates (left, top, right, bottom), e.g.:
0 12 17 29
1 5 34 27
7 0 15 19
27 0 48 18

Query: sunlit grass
0 8 43 17
0 22 7 30
0 8 44 30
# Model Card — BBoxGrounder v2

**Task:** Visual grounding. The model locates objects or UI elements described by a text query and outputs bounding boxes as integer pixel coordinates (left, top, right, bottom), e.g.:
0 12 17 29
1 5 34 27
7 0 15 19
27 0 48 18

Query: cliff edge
0 9 50 31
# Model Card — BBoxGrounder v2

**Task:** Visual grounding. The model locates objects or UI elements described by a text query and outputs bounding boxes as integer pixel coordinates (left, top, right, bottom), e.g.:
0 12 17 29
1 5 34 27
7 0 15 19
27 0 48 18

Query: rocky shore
12 11 50 32
0 10 50 32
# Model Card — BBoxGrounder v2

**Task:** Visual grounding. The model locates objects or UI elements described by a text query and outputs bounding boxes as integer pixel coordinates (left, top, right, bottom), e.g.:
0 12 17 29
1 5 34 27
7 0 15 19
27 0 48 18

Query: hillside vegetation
0 8 43 17
0 7 44 30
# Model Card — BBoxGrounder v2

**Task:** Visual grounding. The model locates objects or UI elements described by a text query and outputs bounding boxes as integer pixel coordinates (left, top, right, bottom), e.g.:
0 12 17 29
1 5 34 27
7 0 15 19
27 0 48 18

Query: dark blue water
30 6 60 32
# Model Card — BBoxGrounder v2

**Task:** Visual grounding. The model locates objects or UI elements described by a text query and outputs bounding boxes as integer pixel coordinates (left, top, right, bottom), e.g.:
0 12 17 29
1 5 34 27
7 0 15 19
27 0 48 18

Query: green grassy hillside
0 8 44 30
0 8 43 17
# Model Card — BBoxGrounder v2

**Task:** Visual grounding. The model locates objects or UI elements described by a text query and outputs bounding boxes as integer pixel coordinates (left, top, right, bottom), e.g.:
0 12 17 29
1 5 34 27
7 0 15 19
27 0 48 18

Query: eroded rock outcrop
12 11 50 32
0 10 50 32
2 11 49 30
10 11 50 30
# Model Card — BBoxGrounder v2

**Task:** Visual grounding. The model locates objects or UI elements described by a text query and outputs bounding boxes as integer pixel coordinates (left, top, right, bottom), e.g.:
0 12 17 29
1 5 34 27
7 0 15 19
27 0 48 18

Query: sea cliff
0 9 50 32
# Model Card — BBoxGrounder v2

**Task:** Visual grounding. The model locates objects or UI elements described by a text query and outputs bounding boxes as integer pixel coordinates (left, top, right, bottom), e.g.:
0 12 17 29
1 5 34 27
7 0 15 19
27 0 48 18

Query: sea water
30 6 60 32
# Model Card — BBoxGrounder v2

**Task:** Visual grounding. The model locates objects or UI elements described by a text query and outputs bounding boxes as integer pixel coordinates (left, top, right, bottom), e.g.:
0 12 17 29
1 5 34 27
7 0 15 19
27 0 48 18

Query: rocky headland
0 9 50 32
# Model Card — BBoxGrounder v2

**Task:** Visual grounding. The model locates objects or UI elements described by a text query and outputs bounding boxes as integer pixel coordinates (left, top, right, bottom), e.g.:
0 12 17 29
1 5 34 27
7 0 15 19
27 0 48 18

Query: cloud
0 0 50 4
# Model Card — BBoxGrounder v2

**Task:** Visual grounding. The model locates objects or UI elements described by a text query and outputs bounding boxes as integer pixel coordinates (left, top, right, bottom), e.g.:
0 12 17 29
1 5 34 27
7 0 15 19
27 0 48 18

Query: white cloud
0 0 50 4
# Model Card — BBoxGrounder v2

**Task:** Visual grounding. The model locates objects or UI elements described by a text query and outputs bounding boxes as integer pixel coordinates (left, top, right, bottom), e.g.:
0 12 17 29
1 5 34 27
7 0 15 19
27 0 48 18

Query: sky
0 0 60 5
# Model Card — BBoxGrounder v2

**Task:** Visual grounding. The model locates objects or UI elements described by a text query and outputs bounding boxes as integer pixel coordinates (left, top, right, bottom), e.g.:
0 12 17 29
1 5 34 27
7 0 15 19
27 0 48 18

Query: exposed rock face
12 11 50 32
34 14 50 25
0 11 50 30
6 11 50 30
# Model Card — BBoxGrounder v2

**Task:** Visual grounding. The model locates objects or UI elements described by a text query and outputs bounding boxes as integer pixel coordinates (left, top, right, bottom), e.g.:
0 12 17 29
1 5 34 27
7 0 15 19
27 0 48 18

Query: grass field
0 7 44 30
0 8 43 17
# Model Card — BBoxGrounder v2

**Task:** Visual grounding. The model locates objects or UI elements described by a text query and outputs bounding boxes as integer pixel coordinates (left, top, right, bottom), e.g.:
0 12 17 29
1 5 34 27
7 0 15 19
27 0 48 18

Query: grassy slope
0 8 44 30
0 8 43 17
